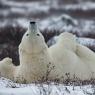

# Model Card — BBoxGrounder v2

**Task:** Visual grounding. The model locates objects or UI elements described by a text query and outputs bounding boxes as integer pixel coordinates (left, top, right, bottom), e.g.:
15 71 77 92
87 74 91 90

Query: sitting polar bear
48 32 95 81
0 57 15 80
14 21 52 83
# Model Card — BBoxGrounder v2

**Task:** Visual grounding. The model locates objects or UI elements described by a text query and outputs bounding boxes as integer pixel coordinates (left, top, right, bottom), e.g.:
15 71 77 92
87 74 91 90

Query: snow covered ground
0 77 95 95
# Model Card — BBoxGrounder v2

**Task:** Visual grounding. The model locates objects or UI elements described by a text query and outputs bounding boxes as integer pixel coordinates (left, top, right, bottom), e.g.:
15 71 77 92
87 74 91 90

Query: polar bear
48 32 95 81
0 57 15 80
14 21 52 83
76 43 95 77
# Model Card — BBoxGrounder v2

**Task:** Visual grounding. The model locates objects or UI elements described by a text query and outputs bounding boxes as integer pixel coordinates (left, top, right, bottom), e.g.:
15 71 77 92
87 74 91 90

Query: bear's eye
26 34 29 36
37 34 40 36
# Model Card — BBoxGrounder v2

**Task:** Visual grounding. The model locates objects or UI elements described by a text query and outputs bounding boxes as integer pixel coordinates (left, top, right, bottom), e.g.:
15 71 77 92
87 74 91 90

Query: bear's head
19 21 47 54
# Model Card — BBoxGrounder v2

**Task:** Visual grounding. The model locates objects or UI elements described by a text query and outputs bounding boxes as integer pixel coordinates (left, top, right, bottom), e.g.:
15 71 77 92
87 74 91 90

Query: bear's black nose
30 21 36 25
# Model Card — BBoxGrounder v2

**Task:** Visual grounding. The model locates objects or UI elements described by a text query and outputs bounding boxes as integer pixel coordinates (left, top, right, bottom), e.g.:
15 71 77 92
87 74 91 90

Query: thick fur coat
0 57 15 80
49 32 95 81
14 22 51 83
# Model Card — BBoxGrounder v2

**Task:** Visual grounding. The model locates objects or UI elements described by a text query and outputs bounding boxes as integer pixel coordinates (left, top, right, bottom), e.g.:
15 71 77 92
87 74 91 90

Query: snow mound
0 77 94 95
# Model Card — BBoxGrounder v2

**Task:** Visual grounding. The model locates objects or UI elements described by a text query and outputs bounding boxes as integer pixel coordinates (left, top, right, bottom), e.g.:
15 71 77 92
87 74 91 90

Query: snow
39 14 78 31
0 0 95 31
0 77 94 95
77 37 95 46
1 0 95 36
63 2 95 11
47 36 58 46
1 0 50 13
0 78 93 95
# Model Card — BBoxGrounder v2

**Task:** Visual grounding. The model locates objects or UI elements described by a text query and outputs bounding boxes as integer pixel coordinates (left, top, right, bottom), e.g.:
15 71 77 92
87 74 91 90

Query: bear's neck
19 48 49 65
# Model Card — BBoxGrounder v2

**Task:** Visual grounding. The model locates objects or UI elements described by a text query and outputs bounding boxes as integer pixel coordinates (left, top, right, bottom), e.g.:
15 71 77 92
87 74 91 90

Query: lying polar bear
0 57 15 80
14 21 52 83
49 32 95 81
0 22 95 83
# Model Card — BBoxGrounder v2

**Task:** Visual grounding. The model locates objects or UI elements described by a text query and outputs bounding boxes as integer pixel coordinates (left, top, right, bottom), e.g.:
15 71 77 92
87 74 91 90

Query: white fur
0 57 15 80
14 23 51 83
49 32 95 81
